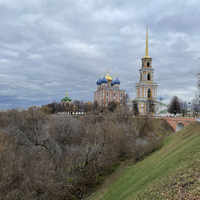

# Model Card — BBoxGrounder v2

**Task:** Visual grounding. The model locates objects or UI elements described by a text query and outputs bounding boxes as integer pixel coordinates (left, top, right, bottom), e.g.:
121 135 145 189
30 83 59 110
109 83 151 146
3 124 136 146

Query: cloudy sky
0 0 200 109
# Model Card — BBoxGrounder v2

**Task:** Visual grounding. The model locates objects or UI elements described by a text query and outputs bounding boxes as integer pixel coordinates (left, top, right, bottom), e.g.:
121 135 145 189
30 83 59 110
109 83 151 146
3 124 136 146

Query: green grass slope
89 122 200 200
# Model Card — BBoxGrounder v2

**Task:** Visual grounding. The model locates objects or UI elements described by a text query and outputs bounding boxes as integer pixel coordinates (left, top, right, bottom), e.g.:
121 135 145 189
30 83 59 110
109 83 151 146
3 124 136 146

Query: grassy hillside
89 122 200 199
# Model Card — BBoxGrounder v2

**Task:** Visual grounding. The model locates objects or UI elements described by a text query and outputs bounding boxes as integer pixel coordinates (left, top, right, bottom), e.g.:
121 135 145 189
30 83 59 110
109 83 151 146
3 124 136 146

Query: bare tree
146 98 155 115
132 100 139 116
42 101 60 114
107 101 118 112
123 93 130 106
40 105 52 115
93 100 98 110
93 100 99 115
83 101 92 113
73 100 84 113
115 104 131 124
49 115 81 155
73 100 80 112
180 100 187 117
192 97 200 116
1 107 53 155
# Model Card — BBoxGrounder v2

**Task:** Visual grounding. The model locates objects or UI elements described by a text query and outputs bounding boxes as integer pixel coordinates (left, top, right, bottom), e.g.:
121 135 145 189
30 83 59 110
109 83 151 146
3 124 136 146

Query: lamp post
188 102 190 117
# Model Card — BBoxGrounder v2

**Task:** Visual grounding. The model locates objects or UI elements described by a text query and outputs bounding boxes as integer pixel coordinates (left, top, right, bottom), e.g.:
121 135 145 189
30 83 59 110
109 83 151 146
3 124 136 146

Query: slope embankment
89 122 200 199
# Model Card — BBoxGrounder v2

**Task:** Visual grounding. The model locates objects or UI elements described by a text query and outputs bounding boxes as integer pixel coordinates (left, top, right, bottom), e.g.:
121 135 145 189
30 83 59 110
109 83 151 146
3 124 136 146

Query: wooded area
0 106 173 199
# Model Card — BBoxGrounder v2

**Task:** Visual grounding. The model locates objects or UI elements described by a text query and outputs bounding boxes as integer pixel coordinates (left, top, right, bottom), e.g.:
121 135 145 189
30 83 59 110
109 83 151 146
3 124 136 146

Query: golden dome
65 92 68 96
105 73 112 81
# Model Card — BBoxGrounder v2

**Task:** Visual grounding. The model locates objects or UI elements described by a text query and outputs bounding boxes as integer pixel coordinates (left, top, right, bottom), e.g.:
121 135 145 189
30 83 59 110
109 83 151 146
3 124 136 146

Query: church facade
94 70 126 106
135 26 159 115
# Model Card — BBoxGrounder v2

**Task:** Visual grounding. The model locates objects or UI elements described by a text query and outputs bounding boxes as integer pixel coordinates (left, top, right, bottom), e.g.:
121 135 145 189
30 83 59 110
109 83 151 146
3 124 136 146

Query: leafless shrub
1 107 53 155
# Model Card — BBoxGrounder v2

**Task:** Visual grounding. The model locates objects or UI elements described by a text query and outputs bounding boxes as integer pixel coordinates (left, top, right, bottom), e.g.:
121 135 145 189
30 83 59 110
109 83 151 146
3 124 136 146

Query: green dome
61 97 72 102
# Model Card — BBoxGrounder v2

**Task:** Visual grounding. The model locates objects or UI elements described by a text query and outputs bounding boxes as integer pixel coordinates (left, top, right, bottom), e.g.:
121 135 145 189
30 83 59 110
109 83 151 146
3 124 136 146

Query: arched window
148 89 151 98
142 61 144 67
147 73 151 80
140 74 142 81
147 61 150 67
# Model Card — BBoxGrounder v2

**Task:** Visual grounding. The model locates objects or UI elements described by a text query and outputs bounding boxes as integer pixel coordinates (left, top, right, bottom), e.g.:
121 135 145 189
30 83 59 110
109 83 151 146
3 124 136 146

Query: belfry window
148 89 151 98
147 61 150 67
147 73 151 80
140 74 142 81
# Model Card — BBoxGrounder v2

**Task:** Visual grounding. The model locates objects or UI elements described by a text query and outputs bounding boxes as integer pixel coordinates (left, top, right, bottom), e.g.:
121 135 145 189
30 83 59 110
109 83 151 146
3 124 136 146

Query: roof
101 76 108 83
159 102 168 106
160 109 168 113
114 77 121 84
96 78 101 85
61 97 72 102
105 73 112 81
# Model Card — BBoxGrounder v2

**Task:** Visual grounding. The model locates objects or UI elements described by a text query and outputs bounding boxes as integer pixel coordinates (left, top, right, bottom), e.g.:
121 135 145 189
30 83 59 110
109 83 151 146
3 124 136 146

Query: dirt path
85 158 135 200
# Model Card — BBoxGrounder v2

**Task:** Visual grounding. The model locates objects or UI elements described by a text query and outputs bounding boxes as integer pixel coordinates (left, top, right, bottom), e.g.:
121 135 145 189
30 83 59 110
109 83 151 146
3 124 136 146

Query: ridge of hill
89 122 200 199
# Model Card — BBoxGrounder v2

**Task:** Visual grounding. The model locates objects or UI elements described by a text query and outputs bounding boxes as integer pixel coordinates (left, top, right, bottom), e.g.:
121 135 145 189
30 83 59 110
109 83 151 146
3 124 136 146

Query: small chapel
94 69 126 106
135 25 159 114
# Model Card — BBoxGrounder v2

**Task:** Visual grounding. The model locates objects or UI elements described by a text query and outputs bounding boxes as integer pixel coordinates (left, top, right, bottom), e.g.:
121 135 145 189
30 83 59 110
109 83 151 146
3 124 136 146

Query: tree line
41 93 133 115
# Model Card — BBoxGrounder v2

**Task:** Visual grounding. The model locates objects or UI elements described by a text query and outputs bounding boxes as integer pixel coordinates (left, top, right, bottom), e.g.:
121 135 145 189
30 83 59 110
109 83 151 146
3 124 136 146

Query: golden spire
144 24 150 58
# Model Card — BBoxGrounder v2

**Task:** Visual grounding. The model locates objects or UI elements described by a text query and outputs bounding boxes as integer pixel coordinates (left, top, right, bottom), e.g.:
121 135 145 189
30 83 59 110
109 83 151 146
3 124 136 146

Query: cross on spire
99 73 101 78
103 71 106 76
107 67 110 73
116 72 118 77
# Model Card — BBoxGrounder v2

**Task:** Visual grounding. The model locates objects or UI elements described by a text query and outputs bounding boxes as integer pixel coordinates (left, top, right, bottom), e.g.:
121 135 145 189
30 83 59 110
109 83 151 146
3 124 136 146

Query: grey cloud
0 0 200 108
